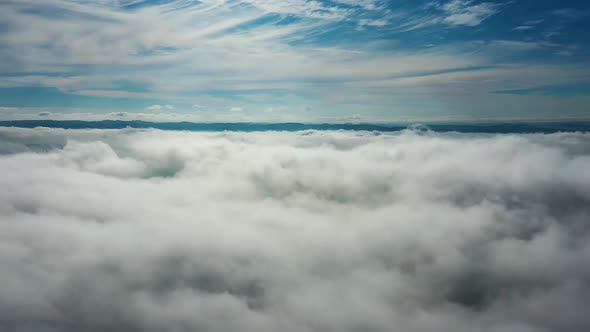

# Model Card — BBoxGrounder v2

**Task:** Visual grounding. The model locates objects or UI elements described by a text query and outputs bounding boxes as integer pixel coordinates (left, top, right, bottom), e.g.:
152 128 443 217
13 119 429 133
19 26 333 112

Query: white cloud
442 0 500 26
513 25 534 31
332 0 381 11
0 107 18 112
0 0 498 100
1 127 590 331
393 0 500 31
146 104 173 111
0 0 586 119
146 105 163 111
230 107 243 112
358 18 388 28
239 0 351 20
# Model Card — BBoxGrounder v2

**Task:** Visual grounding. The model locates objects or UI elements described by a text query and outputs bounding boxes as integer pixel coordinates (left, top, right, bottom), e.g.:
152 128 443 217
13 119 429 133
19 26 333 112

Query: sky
0 0 589 122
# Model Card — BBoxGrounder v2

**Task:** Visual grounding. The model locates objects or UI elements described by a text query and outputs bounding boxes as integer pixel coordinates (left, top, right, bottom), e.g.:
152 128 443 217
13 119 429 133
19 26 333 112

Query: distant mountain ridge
1 120 590 134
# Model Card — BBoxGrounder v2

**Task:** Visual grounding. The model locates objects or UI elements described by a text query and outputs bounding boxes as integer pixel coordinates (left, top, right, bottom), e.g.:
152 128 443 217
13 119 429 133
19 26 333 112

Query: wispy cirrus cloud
0 0 588 120
0 1 495 94
392 0 501 32
440 0 500 26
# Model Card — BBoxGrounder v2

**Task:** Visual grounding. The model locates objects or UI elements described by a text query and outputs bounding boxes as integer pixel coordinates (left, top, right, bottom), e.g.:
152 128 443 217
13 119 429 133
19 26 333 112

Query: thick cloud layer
1 127 590 332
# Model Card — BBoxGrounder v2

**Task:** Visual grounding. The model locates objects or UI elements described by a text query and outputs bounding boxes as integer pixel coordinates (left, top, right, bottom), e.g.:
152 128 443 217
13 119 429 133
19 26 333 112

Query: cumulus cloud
1 127 590 332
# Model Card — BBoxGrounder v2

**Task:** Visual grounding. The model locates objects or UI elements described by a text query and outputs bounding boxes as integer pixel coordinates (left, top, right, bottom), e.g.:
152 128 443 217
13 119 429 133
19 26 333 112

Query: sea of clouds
1 127 590 332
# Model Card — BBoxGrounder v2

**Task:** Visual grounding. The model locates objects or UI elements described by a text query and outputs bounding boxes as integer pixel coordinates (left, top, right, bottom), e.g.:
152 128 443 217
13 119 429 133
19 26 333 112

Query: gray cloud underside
1 128 590 332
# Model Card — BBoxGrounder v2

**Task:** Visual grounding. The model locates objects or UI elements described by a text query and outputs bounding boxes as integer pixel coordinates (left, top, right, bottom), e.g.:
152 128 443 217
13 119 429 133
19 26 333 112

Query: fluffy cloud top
1 127 590 331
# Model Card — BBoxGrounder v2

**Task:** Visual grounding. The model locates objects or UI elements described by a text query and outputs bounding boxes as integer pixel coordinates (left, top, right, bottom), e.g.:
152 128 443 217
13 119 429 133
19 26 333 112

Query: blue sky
0 0 589 122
